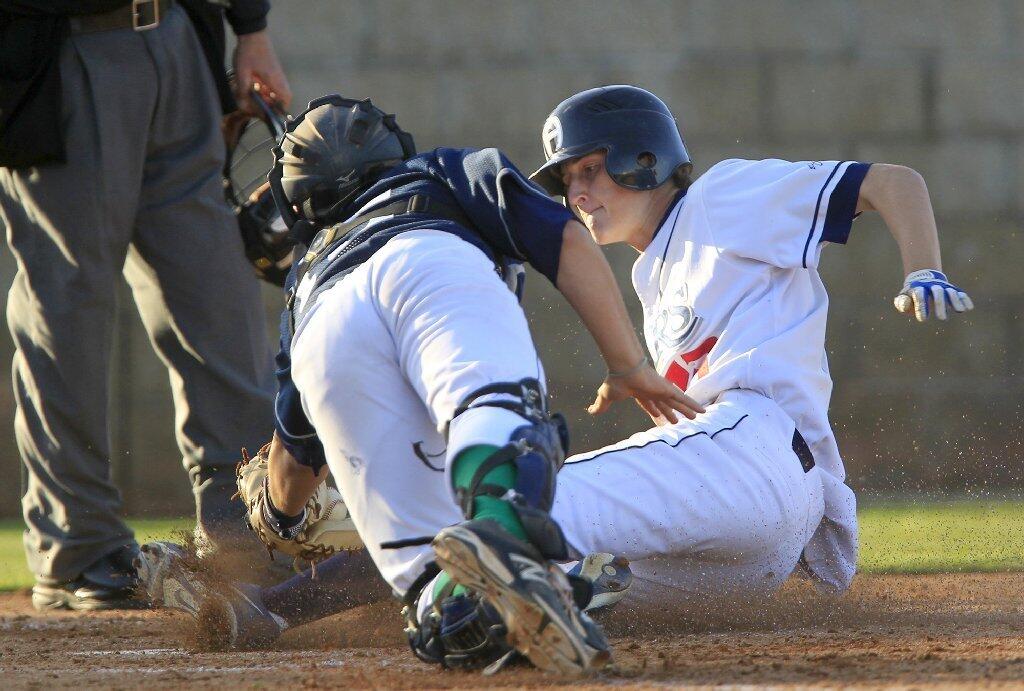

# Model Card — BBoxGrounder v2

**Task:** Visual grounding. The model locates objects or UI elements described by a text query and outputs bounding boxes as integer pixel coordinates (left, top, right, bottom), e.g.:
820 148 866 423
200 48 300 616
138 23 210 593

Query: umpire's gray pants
0 5 275 583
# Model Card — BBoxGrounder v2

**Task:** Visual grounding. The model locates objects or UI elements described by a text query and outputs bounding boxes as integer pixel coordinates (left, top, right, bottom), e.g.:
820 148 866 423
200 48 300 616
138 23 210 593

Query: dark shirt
0 0 269 167
274 147 574 470
3 2 126 13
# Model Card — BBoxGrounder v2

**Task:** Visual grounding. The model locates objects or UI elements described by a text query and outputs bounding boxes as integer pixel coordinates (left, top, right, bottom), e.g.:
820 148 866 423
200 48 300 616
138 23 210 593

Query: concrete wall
0 0 1021 516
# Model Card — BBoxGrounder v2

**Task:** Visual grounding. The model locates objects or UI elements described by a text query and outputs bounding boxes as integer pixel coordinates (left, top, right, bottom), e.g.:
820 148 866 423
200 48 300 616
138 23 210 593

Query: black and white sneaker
134 541 286 650
569 553 632 614
432 520 611 675
33 544 144 612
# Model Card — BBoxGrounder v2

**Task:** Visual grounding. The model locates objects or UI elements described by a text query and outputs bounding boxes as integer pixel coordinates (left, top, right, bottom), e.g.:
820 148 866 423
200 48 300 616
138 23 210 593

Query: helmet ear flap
671 162 694 191
396 130 417 159
381 112 417 159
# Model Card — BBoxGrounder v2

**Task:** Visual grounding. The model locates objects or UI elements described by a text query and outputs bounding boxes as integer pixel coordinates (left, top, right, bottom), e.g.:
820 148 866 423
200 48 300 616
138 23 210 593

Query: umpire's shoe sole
432 520 610 675
31 583 145 612
34 544 144 612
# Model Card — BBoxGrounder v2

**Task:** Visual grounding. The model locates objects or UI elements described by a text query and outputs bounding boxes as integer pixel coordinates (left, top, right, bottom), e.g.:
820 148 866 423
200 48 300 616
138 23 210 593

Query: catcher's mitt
235 444 364 566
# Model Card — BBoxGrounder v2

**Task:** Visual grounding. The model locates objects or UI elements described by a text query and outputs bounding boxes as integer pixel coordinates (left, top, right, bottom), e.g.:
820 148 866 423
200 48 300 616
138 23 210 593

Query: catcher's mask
268 94 416 230
223 87 294 286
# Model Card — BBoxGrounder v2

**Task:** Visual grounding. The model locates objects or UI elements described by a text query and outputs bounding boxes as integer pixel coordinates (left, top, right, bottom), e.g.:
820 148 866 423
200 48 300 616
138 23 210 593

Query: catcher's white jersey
633 158 871 593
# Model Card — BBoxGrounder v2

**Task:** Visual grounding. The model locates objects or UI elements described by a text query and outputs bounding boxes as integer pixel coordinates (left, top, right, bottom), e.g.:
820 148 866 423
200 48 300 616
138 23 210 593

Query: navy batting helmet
529 85 690 198
269 94 416 229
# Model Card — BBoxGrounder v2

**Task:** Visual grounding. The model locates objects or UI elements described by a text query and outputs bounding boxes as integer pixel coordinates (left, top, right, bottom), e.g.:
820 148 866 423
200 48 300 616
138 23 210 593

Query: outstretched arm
857 164 974 321
555 220 704 422
267 431 329 516
235 433 362 559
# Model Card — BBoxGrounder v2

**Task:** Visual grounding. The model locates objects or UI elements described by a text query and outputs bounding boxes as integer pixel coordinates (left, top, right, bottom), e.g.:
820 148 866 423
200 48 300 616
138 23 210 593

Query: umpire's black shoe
32 543 145 612
432 519 611 675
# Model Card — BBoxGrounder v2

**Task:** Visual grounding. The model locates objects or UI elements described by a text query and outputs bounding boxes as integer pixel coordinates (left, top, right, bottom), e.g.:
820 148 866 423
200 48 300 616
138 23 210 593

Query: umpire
0 0 290 610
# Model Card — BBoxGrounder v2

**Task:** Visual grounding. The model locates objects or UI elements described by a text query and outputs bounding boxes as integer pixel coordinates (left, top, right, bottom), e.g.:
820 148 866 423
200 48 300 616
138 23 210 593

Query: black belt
69 0 173 34
792 429 815 473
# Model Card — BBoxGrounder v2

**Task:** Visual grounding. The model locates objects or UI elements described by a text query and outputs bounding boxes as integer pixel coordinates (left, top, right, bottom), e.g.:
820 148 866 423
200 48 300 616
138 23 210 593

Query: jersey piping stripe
562 413 749 467
801 161 845 269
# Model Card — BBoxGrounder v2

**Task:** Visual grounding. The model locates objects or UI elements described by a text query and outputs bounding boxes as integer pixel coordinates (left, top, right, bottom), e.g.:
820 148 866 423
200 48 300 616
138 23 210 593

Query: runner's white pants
291 230 825 599
553 389 826 601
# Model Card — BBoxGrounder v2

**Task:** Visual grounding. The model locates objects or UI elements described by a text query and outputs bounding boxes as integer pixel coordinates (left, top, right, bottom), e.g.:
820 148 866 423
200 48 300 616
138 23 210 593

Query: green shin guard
435 445 528 599
451 444 527 541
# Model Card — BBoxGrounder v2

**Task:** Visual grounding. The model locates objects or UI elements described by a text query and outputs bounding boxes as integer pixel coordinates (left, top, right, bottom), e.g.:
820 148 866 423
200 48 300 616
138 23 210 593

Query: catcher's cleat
135 541 286 650
432 519 611 675
569 553 632 614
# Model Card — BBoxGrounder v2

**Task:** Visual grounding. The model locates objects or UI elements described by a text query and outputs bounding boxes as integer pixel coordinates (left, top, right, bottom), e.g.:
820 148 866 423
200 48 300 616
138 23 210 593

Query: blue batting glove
893 269 974 322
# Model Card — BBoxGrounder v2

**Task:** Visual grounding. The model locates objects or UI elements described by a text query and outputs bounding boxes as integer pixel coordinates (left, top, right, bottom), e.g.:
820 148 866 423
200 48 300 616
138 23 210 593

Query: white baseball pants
290 230 545 592
292 230 824 600
553 388 826 602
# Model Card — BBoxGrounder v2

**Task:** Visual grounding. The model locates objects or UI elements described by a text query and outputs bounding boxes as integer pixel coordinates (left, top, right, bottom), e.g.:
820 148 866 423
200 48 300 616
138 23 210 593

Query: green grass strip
0 500 1021 591
858 499 1024 574
0 518 192 592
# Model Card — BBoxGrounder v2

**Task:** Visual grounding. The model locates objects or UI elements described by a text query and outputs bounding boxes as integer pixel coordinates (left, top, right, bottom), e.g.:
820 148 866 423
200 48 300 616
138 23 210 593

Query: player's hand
588 362 705 423
233 30 292 114
236 443 363 562
893 269 974 322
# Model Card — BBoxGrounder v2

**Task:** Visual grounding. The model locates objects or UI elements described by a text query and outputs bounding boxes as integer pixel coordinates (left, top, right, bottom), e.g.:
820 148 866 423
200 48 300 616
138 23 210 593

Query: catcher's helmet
529 85 690 198
269 94 416 229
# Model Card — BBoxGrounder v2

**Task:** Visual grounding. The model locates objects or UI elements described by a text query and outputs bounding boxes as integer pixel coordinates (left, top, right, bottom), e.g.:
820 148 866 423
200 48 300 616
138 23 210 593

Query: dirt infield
2 572 1023 688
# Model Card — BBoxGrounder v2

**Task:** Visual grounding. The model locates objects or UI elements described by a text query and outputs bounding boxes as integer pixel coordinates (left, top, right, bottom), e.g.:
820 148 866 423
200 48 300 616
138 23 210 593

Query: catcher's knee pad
403 568 511 670
450 378 571 560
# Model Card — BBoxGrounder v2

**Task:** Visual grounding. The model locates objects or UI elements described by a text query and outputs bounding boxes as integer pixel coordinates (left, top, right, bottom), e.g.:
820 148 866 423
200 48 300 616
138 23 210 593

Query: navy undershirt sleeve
439 148 572 284
821 162 872 245
494 167 571 283
273 302 326 472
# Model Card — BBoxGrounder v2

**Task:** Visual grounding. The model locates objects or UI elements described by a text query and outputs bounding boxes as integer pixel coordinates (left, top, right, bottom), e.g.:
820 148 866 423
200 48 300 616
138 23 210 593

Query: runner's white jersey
632 158 871 593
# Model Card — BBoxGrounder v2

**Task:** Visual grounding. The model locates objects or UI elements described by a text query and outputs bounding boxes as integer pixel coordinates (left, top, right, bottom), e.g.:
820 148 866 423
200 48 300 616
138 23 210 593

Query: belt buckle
132 0 161 32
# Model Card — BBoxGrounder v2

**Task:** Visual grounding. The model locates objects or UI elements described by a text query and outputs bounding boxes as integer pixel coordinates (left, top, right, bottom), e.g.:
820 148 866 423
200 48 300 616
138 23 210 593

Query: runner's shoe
134 541 286 650
569 553 632 614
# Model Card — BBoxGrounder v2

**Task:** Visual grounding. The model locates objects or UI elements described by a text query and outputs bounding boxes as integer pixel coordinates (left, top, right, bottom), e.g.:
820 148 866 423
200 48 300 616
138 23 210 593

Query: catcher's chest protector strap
287 193 474 310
